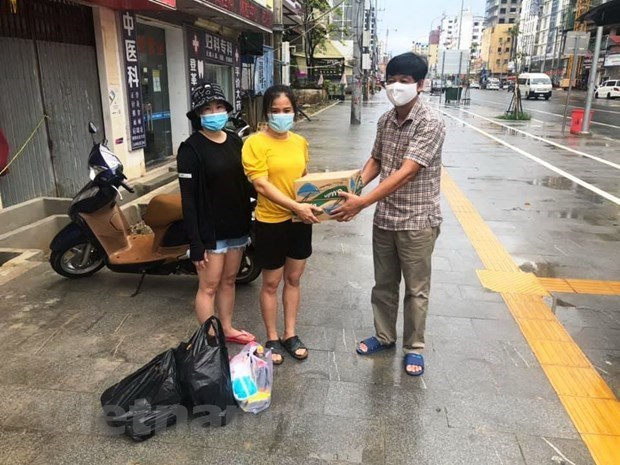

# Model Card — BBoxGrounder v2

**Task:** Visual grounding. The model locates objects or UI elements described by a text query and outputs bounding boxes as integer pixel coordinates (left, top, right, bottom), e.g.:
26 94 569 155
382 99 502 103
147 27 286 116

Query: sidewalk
0 96 618 464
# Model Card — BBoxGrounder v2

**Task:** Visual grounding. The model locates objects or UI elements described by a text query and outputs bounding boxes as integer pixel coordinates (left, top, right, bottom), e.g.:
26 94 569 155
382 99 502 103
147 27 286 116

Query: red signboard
88 0 176 10
200 0 273 29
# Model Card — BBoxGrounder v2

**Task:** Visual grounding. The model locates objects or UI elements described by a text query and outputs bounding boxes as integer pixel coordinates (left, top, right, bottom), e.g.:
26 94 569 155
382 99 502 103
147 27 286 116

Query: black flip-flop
264 340 284 365
280 335 308 360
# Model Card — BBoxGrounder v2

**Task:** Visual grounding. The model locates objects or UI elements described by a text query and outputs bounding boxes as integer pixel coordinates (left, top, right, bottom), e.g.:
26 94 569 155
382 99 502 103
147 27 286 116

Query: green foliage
498 112 531 121
299 0 343 80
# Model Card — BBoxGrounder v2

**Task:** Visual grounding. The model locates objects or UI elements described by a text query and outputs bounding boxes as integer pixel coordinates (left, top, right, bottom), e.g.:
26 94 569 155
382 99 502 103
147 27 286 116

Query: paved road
449 88 620 141
0 94 618 464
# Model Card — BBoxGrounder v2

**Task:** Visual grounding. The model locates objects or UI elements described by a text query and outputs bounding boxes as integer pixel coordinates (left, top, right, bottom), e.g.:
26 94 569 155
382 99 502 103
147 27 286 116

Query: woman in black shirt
177 82 255 345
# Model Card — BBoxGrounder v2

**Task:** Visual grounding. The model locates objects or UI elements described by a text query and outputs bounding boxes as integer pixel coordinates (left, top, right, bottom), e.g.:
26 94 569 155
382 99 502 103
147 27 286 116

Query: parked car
486 78 500 90
469 80 480 89
595 80 620 99
518 73 552 100
430 79 444 94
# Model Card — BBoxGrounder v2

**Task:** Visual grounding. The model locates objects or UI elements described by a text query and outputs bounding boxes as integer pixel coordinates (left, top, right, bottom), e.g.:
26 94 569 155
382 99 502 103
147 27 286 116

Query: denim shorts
207 235 249 254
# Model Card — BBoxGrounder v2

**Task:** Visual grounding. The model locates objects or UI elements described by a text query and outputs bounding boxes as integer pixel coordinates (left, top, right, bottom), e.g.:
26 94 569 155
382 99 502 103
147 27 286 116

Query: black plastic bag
176 316 236 415
100 348 183 439
114 400 181 442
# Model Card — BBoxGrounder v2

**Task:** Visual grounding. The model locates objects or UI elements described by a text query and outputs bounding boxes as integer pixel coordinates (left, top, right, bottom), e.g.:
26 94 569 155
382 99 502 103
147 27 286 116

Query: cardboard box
293 169 363 222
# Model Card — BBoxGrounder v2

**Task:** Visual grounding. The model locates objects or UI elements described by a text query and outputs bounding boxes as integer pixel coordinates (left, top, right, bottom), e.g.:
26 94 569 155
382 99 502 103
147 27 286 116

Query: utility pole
273 0 283 84
350 0 362 124
561 34 580 133
581 25 603 135
456 0 465 103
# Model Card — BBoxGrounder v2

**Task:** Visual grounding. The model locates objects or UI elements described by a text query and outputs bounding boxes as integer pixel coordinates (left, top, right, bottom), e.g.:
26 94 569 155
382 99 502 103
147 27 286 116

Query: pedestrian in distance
177 82 256 345
242 84 323 365
333 52 446 376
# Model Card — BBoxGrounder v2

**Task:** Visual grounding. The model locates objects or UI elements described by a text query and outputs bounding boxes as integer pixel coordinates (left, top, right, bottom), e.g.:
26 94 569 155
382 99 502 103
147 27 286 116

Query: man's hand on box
332 192 365 222
294 203 323 224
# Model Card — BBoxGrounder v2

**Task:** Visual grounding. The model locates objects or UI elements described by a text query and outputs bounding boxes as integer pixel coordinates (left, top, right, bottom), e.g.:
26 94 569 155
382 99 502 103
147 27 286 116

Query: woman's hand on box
332 192 365 222
294 203 323 224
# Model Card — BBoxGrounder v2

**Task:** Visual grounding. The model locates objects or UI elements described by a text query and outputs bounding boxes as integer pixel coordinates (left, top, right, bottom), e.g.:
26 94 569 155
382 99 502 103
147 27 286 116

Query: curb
0 248 45 287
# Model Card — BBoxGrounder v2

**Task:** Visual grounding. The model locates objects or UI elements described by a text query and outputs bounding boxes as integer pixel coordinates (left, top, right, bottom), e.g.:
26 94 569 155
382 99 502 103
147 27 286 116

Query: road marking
455 108 620 170
472 97 620 130
439 110 620 206
442 170 620 465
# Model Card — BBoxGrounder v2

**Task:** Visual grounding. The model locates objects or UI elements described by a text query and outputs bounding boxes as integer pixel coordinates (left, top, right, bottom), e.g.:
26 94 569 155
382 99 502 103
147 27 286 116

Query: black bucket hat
186 82 233 120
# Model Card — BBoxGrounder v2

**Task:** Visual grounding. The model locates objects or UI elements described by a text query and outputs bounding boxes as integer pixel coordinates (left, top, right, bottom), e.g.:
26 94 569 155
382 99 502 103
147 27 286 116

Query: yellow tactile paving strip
442 170 620 465
540 277 620 295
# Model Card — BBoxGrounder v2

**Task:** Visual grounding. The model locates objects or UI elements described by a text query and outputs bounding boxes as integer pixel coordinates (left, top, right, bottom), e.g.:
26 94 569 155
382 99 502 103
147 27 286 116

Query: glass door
137 23 172 166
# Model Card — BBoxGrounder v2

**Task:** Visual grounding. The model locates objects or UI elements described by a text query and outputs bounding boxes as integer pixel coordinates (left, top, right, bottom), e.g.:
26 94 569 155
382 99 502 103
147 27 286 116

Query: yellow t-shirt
242 131 309 223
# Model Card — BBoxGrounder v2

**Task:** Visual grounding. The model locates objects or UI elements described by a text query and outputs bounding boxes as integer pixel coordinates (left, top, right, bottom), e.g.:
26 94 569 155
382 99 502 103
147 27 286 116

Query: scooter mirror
88 122 98 134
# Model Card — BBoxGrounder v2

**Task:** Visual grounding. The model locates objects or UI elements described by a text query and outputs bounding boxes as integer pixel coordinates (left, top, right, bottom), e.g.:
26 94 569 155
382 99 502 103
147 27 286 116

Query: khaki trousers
371 225 440 354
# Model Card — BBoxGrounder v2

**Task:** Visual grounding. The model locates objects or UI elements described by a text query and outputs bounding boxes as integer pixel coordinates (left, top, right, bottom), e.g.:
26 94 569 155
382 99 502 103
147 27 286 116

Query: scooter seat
143 193 183 228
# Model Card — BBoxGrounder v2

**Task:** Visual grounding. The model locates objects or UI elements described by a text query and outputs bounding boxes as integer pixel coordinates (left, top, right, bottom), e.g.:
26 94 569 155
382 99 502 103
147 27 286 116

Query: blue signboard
254 45 274 95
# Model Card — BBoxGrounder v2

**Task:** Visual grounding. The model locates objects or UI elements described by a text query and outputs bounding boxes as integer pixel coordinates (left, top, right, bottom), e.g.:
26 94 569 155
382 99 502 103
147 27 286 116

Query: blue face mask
268 113 295 133
200 112 228 131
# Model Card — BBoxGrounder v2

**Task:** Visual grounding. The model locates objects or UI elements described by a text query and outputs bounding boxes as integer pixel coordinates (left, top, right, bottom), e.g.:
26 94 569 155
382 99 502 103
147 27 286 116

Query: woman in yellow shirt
242 85 322 365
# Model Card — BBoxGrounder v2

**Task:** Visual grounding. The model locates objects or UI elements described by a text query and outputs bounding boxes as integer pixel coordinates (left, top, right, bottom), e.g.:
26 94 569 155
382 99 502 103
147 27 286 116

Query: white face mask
386 82 419 107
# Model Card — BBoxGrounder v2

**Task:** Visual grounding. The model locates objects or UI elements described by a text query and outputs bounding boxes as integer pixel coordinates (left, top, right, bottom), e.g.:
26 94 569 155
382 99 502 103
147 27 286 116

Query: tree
504 23 529 120
289 0 343 81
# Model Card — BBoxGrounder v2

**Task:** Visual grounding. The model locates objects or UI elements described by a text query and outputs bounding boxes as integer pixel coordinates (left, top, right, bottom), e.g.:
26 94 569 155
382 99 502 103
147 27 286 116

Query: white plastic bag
229 342 273 414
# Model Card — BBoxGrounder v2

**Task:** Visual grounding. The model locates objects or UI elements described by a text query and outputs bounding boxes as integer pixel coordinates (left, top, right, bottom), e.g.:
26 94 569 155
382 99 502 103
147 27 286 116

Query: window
507 37 511 42
499 18 505 23
500 8 506 13
501 0 507 3
496 59 501 64
505 47 510 52
509 18 515 23
498 47 502 52
510 7 516 12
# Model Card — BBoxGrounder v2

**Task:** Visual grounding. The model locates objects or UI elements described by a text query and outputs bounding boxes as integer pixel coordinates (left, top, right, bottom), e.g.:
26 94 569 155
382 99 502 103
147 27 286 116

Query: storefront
0 0 104 206
186 27 243 111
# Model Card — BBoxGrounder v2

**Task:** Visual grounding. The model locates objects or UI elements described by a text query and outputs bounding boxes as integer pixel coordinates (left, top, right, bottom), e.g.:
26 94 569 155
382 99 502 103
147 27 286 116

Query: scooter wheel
236 248 261 285
50 242 105 278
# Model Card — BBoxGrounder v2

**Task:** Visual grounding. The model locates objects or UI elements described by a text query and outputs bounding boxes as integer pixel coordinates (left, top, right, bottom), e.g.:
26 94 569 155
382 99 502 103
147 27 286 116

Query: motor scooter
49 122 260 291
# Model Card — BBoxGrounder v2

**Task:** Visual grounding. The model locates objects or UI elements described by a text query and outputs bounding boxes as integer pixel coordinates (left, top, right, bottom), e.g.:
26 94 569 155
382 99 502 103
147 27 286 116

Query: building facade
0 0 273 208
428 28 441 74
485 0 523 27
437 10 484 75
412 42 430 56
481 23 515 75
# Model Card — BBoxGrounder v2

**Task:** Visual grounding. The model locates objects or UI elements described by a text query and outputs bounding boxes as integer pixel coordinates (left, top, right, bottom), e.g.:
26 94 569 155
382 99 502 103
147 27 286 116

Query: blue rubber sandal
356 336 395 355
403 353 424 376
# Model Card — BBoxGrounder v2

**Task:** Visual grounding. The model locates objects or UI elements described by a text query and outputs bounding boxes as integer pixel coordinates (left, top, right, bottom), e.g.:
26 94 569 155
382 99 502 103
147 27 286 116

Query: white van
518 73 552 100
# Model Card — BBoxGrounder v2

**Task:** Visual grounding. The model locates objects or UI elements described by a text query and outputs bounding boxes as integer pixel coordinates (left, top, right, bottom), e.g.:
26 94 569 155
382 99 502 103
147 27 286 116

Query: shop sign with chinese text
186 26 242 111
120 11 146 150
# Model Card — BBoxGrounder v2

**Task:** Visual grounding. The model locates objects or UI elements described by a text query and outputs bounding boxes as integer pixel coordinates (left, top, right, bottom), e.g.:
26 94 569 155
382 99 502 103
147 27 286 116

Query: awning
292 41 345 59
578 0 620 26
176 0 273 32
88 0 176 10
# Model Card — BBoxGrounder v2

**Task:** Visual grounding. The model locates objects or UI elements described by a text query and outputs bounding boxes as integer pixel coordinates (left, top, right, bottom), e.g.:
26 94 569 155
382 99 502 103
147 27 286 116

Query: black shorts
254 219 312 270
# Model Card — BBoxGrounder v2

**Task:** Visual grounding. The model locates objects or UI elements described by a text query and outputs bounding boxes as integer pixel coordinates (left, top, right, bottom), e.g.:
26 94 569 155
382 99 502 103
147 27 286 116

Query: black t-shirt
177 131 252 261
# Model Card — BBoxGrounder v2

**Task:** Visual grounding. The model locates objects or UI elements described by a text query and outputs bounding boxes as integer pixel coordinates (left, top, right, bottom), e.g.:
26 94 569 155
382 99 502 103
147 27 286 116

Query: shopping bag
176 316 236 414
110 399 181 442
100 348 183 441
230 342 273 414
